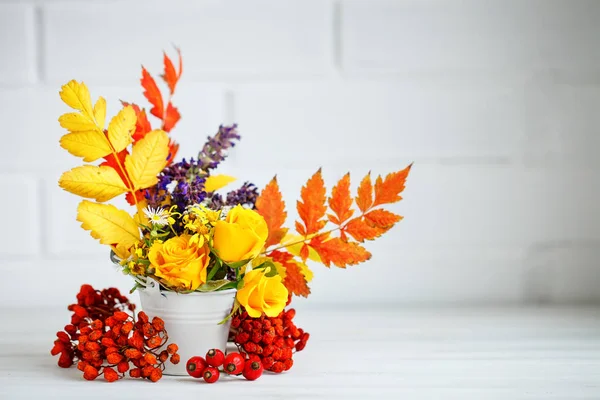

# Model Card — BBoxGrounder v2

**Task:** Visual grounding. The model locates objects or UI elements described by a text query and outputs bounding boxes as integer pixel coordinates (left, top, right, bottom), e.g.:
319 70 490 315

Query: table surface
1 306 599 399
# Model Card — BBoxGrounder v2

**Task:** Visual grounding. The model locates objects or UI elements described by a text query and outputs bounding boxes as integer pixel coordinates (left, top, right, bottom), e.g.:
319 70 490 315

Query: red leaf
355 172 373 213
101 150 139 206
256 177 288 248
141 67 164 119
344 218 383 242
296 169 327 235
328 173 354 225
167 140 179 166
373 164 412 207
122 102 152 141
162 102 180 132
161 52 177 94
309 235 371 268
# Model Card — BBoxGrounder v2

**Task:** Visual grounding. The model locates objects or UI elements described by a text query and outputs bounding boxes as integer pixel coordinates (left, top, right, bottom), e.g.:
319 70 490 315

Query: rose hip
186 356 208 378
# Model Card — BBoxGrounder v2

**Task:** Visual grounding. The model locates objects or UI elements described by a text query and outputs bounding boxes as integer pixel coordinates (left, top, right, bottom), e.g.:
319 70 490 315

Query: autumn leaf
59 165 128 202
309 235 371 268
205 174 236 192
373 164 412 207
161 49 182 94
107 106 135 153
58 112 98 132
344 218 383 242
59 80 94 120
125 130 170 190
60 130 112 162
167 139 179 165
328 173 354 225
296 169 327 235
121 102 152 141
256 177 288 248
364 209 402 229
93 97 107 131
77 200 140 248
141 67 164 119
162 102 181 132
270 251 310 297
355 172 373 213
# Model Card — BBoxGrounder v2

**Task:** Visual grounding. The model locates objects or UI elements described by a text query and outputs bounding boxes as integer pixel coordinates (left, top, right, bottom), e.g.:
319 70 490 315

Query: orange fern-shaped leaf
256 177 288 248
296 169 327 235
344 218 383 242
364 209 402 230
355 172 373 213
162 102 181 133
309 235 371 268
373 164 412 207
271 251 310 297
328 173 354 225
161 49 182 94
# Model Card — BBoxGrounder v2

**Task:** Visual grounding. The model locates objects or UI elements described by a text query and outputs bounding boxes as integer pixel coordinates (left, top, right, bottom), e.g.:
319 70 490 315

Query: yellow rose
212 205 268 263
237 268 288 318
148 235 211 290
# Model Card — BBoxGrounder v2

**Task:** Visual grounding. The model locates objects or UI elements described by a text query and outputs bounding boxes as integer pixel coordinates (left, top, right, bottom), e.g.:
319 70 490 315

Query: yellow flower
148 234 211 290
237 268 288 318
212 205 268 263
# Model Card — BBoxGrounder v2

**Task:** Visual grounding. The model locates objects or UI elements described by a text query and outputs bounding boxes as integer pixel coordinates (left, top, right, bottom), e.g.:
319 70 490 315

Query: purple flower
197 124 240 172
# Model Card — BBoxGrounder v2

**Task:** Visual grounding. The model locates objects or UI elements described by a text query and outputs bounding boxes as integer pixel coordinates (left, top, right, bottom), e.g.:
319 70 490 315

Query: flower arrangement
53 50 411 382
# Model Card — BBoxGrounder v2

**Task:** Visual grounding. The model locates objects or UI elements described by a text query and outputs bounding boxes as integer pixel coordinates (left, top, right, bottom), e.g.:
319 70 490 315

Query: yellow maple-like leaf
94 97 107 131
58 112 97 132
205 174 236 192
125 129 169 190
107 106 135 153
283 234 322 263
77 200 140 248
59 165 128 202
59 131 113 162
60 80 94 119
296 260 314 282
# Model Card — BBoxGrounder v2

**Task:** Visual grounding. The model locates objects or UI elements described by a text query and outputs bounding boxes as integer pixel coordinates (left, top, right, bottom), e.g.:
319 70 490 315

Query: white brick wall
0 0 598 307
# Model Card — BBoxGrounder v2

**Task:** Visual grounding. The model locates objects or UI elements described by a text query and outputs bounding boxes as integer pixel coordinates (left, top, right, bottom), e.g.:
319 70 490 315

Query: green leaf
237 280 245 290
226 259 252 269
196 279 234 292
206 258 222 282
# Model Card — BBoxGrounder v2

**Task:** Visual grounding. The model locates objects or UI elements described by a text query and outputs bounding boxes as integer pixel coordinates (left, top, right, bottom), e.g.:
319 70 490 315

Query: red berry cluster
51 284 180 382
187 349 263 383
230 307 309 373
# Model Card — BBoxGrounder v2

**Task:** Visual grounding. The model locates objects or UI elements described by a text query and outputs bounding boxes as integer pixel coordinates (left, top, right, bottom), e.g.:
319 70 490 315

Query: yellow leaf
59 165 128 202
58 112 97 132
205 174 236 192
94 97 107 130
284 234 322 263
273 261 288 281
125 129 169 190
59 80 94 119
77 200 140 248
59 130 112 162
107 106 135 153
296 261 314 282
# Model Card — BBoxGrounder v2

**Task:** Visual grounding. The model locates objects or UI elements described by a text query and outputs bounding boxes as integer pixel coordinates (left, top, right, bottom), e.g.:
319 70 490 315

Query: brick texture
0 0 598 305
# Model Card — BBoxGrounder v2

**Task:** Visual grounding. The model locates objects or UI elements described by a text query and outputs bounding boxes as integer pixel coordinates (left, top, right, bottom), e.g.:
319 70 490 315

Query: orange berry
137 311 149 324
117 361 129 373
129 368 142 378
124 348 142 360
103 367 119 382
167 343 178 355
142 365 153 377
90 319 103 330
170 354 180 364
113 311 129 322
105 346 119 355
146 336 162 349
152 317 165 332
121 321 134 335
77 361 88 372
83 365 99 380
144 353 157 365
107 353 123 364
89 330 102 341
159 350 169 363
149 368 162 382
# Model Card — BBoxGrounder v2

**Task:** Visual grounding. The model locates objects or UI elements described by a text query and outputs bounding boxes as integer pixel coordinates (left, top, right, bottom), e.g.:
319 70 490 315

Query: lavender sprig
197 124 240 172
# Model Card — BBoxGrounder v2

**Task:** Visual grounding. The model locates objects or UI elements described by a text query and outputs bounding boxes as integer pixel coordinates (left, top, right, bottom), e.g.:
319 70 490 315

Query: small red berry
186 356 208 378
223 352 245 375
170 354 181 364
103 367 119 382
167 343 178 354
205 348 225 367
242 360 264 381
203 366 220 383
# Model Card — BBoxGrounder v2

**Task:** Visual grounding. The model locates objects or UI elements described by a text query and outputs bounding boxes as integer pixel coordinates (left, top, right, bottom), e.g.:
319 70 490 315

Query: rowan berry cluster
230 307 309 373
51 284 180 382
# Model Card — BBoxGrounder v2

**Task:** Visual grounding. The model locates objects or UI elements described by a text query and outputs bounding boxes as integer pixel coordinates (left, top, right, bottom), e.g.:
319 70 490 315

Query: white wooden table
1 306 599 399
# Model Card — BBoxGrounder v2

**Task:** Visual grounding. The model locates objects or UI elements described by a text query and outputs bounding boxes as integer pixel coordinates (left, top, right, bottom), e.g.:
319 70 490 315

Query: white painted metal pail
138 280 236 376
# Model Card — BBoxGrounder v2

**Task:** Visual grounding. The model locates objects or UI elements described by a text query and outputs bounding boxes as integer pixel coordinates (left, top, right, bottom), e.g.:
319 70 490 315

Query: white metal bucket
138 280 236 376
